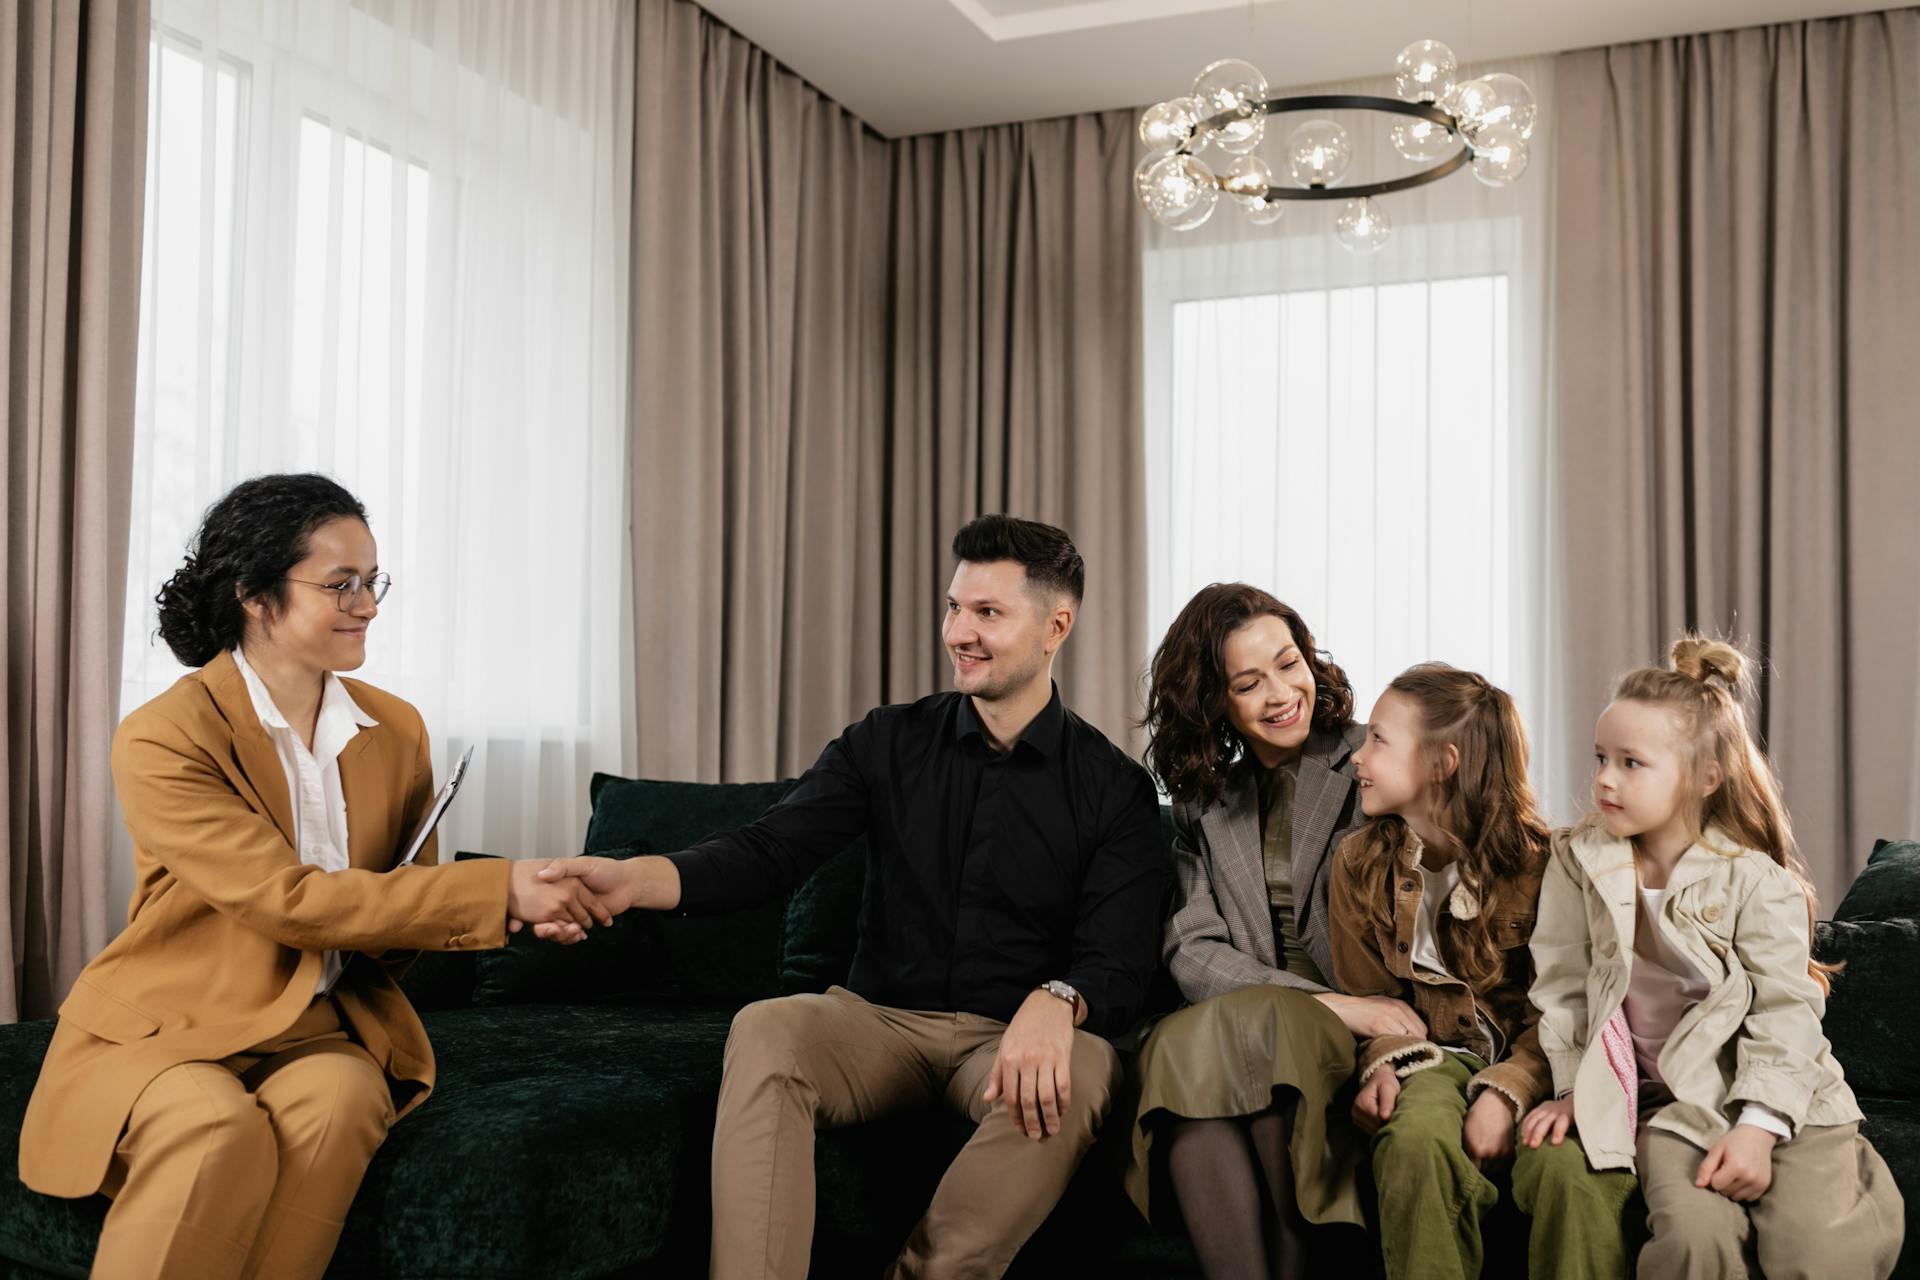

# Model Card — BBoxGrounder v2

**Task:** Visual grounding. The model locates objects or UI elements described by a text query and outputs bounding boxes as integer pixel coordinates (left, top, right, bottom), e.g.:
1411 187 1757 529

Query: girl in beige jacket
1521 637 1903 1278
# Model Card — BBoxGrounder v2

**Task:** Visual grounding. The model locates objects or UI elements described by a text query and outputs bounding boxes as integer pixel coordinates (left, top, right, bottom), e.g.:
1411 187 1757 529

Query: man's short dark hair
951 515 1085 604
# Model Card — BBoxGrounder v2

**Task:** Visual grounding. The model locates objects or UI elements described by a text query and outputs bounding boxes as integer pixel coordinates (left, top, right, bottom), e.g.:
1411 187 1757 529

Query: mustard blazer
18 650 512 1198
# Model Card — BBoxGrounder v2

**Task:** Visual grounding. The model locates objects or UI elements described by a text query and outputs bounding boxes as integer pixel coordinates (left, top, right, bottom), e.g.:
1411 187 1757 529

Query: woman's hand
1351 1067 1401 1134
506 859 610 943
1520 1095 1577 1149
1462 1090 1517 1167
1315 991 1427 1039
1695 1125 1777 1202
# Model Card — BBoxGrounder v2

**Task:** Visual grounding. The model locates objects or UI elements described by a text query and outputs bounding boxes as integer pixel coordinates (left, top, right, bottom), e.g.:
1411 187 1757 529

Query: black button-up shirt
667 686 1168 1038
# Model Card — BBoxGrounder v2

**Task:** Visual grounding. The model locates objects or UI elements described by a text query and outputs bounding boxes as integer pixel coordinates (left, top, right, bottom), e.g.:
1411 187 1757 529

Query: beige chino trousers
709 985 1121 1280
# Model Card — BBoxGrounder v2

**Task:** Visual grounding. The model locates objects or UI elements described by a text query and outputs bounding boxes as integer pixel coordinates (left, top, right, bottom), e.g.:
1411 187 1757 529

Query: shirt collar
954 682 1066 758
232 648 379 738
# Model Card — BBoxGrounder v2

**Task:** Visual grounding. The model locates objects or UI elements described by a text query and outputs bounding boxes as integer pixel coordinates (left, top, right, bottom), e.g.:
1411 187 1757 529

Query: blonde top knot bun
1670 635 1745 687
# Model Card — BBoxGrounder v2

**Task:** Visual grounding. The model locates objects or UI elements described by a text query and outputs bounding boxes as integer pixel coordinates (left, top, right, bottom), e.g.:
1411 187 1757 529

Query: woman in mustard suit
18 474 605 1280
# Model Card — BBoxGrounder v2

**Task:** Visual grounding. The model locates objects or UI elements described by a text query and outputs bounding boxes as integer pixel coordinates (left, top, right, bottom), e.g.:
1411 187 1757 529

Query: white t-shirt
233 649 378 994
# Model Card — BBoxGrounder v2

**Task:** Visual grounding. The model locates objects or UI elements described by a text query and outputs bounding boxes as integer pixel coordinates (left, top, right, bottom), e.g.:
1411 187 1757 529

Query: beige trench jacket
1529 823 1862 1171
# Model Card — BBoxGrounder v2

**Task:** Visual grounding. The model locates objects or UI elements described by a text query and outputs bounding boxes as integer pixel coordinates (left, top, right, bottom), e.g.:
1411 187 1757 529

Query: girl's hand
1351 1067 1401 1134
1695 1125 1778 1202
1462 1091 1517 1167
1315 991 1427 1039
1520 1095 1577 1149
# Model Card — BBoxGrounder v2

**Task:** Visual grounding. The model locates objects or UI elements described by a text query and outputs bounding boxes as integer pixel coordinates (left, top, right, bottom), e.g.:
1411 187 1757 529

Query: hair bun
1670 635 1745 687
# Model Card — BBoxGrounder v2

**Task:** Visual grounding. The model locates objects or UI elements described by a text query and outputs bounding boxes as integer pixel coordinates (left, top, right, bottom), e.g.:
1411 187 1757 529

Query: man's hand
505 860 606 944
1314 992 1427 1039
981 989 1077 1140
1695 1124 1778 1202
1462 1089 1517 1167
1520 1095 1577 1149
1351 1067 1401 1134
528 854 672 941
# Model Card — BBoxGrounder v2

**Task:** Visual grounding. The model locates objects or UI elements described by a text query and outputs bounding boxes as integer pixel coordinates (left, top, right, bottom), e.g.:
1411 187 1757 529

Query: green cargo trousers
1369 1052 1641 1280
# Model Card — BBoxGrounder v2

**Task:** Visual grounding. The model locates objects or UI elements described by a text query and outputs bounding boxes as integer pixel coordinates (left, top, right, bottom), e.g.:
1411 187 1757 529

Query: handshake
503 856 646 944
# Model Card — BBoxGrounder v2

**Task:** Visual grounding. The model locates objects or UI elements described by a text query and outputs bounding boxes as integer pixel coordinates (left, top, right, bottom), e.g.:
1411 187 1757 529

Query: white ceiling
693 0 1893 136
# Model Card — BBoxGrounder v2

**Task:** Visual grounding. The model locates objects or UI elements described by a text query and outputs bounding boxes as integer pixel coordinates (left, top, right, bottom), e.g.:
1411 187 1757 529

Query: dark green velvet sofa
0 773 1912 1278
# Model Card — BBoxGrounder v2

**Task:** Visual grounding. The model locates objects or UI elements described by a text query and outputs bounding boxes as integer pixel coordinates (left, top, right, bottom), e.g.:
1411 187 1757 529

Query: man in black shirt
536 516 1167 1279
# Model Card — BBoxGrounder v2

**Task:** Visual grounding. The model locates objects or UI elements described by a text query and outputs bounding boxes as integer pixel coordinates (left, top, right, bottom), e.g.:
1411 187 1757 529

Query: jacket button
1702 904 1723 923
1401 881 1415 892
1396 941 1409 953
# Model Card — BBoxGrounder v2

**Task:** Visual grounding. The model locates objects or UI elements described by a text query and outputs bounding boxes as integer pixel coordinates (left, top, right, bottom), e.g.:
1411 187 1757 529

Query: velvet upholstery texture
1834 840 1920 922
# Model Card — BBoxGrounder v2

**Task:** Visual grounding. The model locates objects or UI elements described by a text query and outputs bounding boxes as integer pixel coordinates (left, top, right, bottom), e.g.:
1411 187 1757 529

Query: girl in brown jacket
1328 663 1638 1280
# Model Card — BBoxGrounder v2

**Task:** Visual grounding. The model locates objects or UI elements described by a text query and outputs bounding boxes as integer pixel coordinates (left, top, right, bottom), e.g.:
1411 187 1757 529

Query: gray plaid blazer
1162 720 1367 1005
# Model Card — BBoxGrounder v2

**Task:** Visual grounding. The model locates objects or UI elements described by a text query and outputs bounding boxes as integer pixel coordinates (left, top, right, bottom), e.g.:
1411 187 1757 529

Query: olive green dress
1121 761 1365 1228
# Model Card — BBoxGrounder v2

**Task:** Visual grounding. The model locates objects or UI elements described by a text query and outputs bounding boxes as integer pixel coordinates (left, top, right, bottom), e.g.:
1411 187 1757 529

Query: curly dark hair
154 474 369 667
1141 584 1354 808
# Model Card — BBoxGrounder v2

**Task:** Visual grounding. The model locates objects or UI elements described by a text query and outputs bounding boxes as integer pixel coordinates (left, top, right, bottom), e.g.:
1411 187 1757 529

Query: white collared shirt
233 648 379 993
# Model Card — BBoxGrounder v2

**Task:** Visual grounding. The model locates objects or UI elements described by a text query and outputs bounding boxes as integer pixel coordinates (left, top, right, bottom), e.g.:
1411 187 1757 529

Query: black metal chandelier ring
1197 95 1471 201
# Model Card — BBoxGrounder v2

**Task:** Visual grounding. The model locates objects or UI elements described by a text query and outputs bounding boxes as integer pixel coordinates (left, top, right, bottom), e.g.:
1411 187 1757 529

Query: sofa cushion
586 775 797 1006
780 842 867 995
1833 839 1920 923
1817 918 1920 1099
331 1002 735 1278
0 1020 95 1279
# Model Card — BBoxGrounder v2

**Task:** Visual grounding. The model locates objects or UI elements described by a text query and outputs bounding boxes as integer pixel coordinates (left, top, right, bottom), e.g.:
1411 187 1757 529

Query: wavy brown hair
1141 584 1354 808
1598 635 1837 993
1347 663 1550 989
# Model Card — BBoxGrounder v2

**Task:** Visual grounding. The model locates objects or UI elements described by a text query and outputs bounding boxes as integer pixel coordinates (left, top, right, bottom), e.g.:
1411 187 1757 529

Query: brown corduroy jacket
1327 820 1553 1116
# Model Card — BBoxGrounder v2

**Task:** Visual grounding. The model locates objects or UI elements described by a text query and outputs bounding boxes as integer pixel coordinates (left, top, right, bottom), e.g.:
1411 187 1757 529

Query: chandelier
1134 41 1535 252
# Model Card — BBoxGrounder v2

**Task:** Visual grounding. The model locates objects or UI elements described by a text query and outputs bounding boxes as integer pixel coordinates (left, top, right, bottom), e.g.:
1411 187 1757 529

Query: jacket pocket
59 979 162 1044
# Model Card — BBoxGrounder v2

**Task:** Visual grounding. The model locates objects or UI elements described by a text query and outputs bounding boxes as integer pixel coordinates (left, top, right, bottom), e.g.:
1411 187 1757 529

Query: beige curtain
628 0 1145 781
1 0 149 1020
1550 10 1920 902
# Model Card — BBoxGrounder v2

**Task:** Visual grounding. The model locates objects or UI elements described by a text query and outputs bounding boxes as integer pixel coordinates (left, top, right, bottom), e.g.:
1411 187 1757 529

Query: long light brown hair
1349 663 1549 988
1603 635 1836 993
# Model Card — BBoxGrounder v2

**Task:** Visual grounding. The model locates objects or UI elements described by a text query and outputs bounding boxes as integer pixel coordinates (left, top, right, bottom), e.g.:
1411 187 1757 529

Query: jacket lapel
200 652 298 849
1200 770 1277 968
1291 722 1362 909
1570 825 1643 952
339 732 399 870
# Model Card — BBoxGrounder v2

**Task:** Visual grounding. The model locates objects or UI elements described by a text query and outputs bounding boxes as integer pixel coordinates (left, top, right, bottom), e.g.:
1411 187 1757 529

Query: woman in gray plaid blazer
1120 585 1427 1279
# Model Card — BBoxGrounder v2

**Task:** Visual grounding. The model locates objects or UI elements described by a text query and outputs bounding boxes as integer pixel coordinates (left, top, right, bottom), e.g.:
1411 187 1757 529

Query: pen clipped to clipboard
396 744 474 867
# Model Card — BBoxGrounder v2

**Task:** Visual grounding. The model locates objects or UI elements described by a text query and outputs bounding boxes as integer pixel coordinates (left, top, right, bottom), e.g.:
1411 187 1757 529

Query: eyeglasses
285 572 393 612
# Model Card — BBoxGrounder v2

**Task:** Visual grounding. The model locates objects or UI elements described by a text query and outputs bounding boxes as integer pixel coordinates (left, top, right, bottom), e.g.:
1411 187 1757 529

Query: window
1145 241 1532 720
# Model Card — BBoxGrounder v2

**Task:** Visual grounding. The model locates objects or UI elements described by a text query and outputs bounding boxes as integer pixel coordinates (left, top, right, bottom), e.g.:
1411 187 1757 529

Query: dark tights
1164 1102 1307 1280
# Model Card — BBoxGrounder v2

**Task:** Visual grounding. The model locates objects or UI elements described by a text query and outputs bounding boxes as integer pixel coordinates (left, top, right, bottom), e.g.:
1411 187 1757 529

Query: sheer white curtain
118 0 634 915
1141 56 1570 808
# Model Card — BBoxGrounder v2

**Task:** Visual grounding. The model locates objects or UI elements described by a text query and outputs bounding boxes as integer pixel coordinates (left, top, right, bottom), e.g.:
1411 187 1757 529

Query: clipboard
396 745 474 868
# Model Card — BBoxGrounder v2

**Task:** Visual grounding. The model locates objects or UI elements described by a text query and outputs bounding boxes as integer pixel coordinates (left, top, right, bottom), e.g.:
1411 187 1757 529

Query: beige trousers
1637 1119 1905 1279
709 985 1122 1280
90 996 396 1280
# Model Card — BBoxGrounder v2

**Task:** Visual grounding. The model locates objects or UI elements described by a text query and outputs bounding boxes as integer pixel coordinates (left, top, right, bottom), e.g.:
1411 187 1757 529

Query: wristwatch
1038 979 1081 1016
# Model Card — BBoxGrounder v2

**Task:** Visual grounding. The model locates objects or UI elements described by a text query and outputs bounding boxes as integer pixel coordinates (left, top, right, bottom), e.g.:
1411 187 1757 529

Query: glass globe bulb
1244 197 1286 226
1394 39 1458 105
1191 58 1268 155
1390 117 1454 163
1142 152 1219 228
1334 197 1391 254
1139 97 1201 152
1223 155 1274 206
1284 119 1352 188
1134 149 1169 209
1450 73 1536 142
1469 123 1529 187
